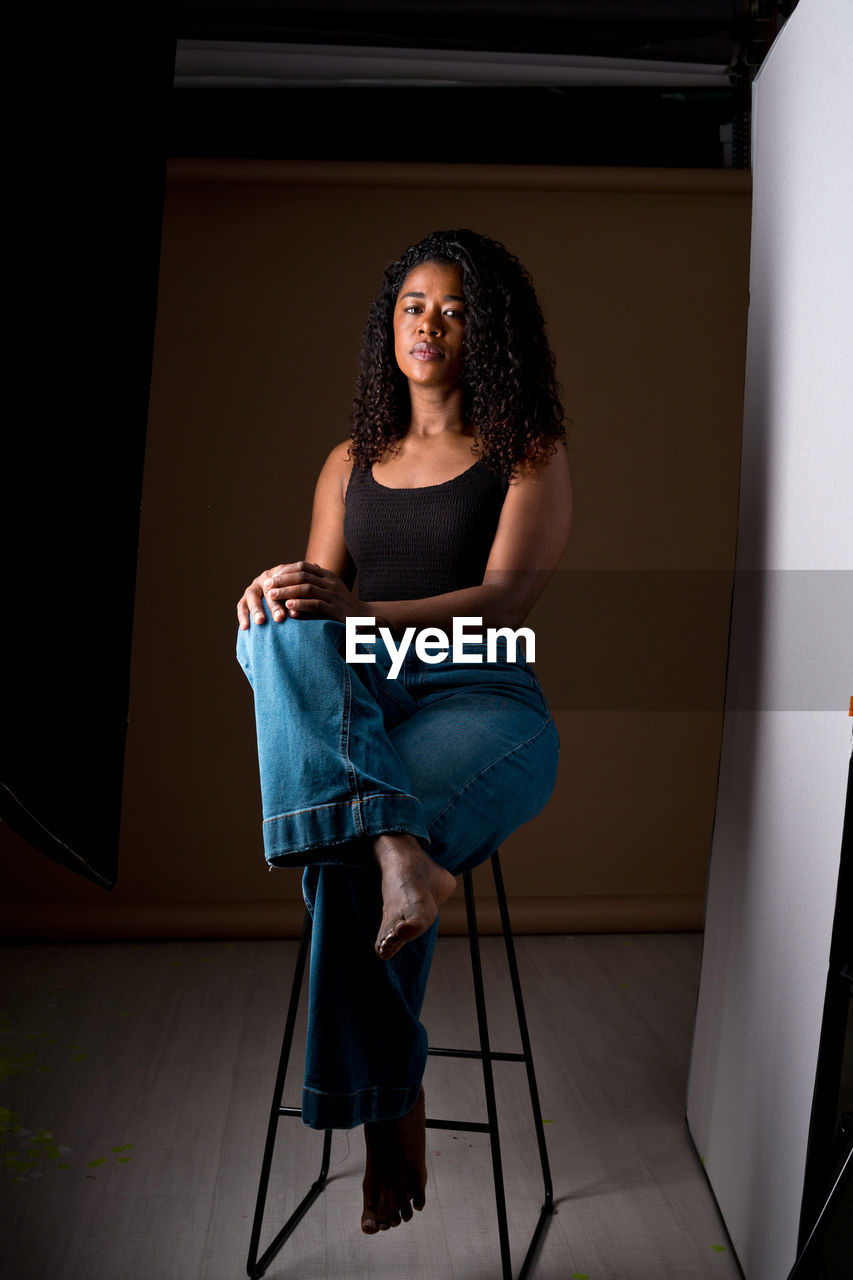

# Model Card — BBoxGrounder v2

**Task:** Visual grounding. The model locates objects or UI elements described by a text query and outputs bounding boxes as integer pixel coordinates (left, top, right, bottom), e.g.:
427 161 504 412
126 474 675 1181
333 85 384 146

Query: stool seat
246 850 554 1279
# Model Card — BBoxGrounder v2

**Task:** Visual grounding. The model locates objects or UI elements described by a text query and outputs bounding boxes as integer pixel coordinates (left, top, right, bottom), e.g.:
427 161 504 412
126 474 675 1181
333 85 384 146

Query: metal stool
246 850 554 1279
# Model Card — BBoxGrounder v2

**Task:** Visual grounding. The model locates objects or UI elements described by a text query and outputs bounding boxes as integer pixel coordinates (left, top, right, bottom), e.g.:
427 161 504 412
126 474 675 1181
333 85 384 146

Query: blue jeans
236 611 559 1130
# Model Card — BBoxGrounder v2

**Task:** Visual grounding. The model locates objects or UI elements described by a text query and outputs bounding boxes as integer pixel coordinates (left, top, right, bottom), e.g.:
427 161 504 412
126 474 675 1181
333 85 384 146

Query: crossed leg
361 1087 428 1233
359 834 454 1229
372 832 457 960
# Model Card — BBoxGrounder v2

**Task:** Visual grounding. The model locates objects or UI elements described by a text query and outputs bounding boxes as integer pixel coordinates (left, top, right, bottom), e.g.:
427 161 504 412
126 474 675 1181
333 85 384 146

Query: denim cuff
263 791 430 865
301 1080 423 1130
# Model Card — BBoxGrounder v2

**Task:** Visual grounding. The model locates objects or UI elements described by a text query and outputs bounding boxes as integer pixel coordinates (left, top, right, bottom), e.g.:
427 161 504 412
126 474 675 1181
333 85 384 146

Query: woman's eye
400 304 464 318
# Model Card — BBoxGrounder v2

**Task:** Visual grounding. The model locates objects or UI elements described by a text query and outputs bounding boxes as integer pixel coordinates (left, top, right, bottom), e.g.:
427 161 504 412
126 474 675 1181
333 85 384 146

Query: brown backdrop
3 160 751 939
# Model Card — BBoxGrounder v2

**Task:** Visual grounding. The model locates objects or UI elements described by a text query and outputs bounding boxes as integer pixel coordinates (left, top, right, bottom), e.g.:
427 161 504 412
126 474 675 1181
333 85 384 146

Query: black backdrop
1 6 178 888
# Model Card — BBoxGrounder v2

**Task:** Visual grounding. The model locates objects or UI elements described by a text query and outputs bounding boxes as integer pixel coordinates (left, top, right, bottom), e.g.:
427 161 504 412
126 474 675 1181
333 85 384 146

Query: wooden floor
0 932 741 1280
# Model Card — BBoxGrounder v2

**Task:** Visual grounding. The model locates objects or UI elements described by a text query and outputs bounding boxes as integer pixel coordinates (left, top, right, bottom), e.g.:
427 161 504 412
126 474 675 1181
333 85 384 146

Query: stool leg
492 852 556 1277
463 868 514 1280
246 910 332 1279
492 852 554 1210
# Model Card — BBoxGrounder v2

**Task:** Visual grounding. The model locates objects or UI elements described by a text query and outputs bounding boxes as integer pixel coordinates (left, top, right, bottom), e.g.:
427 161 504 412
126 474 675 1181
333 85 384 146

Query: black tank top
344 459 510 602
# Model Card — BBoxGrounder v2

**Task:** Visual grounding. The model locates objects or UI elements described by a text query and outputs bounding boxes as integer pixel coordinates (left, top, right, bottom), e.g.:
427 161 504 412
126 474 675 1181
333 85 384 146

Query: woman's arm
246 442 573 634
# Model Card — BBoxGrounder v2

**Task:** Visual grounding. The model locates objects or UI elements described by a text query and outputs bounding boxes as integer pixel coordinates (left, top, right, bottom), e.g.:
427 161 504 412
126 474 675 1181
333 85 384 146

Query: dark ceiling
170 1 798 169
176 0 769 59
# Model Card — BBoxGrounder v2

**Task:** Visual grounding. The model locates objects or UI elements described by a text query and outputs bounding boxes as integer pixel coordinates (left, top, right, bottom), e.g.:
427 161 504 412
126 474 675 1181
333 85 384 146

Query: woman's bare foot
373 833 457 960
361 1088 427 1233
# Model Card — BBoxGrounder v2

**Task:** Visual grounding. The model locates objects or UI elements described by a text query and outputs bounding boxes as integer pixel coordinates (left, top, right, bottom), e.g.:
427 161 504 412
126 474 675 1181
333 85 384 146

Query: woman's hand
237 561 364 630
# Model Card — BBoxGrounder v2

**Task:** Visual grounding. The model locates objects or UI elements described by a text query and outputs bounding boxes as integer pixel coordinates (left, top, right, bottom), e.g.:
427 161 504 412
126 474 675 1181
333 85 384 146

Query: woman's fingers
266 581 326 607
237 565 299 628
282 593 327 616
276 582 330 617
263 562 328 595
264 563 335 617
238 561 355 627
239 582 268 627
273 579 327 601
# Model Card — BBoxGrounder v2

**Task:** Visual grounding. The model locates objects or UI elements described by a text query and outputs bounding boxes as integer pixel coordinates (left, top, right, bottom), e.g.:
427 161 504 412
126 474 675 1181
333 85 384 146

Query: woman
236 229 572 1237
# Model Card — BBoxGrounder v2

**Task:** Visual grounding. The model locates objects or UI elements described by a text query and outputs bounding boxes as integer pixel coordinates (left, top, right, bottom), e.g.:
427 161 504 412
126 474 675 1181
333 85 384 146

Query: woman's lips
411 343 444 360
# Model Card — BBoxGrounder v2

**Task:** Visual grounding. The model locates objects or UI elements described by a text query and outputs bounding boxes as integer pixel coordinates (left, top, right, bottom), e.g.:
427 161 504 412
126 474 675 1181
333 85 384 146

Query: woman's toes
361 1205 378 1234
377 1186 395 1230
375 911 434 960
391 1180 410 1225
376 926 400 959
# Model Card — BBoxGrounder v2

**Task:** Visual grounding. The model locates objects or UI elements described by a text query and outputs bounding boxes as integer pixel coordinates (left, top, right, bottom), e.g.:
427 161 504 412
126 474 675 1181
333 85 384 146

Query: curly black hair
349 229 566 480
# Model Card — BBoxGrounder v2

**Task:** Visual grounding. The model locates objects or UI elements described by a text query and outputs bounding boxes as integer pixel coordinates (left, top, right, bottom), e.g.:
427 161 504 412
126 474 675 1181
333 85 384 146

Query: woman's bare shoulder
321 438 355 470
315 438 356 505
508 440 572 493
488 440 572 565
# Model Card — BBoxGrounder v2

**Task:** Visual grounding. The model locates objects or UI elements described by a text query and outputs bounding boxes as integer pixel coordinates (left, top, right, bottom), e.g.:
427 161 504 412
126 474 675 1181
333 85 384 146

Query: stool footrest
278 1106 497 1135
428 1046 526 1062
426 1118 491 1133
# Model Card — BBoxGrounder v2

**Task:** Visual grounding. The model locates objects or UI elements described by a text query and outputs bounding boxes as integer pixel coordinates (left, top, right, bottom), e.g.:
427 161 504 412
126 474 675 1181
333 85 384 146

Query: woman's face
393 261 466 390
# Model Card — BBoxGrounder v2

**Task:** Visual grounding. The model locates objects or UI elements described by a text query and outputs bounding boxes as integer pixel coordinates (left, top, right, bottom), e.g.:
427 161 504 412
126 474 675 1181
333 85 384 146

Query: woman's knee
237 613 345 679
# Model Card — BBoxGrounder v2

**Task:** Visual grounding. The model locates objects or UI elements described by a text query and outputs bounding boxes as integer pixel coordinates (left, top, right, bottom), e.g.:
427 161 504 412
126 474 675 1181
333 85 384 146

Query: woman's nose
418 309 443 335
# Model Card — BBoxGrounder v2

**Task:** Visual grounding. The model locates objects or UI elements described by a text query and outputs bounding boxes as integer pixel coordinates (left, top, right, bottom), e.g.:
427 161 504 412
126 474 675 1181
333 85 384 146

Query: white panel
686 1 853 1278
